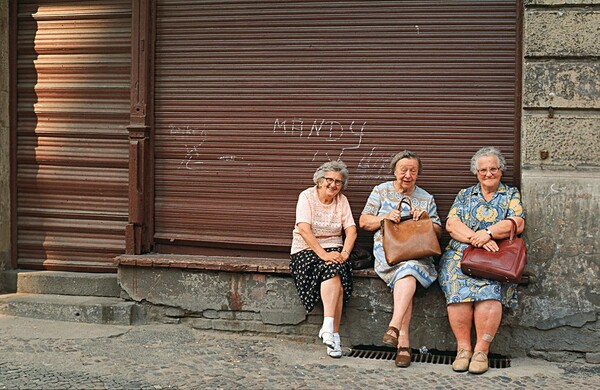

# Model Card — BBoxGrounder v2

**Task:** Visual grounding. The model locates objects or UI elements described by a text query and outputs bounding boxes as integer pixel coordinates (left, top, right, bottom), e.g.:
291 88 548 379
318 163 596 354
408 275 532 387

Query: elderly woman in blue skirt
439 147 525 374
360 150 442 368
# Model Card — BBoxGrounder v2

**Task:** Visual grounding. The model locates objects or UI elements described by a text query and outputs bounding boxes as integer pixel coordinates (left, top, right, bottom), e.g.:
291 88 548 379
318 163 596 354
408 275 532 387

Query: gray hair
389 150 422 174
470 146 506 175
313 160 349 190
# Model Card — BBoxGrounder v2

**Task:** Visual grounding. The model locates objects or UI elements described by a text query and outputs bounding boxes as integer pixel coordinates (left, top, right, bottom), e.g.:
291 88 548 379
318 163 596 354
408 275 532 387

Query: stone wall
118 266 456 354
519 0 600 363
0 0 11 290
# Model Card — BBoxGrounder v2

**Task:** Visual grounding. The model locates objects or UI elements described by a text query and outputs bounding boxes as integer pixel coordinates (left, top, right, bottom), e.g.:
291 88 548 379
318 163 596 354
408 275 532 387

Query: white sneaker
318 327 335 348
327 338 342 358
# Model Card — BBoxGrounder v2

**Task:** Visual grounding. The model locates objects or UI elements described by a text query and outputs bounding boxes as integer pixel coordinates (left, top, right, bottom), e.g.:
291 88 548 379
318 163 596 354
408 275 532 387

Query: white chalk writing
176 129 208 170
274 118 366 160
355 147 393 183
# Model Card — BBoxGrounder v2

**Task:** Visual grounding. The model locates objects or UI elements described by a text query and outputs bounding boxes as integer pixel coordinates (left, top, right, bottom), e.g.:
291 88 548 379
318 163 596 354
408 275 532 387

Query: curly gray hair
470 146 506 175
389 150 422 175
313 160 349 190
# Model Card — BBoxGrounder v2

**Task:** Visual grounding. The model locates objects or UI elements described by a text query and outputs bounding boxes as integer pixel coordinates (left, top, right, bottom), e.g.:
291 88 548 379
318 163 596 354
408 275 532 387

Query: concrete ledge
0 293 135 325
3 270 121 297
116 254 378 278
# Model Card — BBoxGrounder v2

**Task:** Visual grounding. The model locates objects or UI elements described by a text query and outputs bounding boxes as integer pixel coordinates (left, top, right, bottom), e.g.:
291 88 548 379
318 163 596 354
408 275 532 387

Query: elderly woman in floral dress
439 147 525 374
359 150 442 368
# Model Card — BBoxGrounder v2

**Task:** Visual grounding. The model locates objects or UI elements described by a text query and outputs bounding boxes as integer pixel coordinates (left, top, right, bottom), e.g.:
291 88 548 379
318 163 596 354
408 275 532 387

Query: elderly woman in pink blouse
290 160 357 358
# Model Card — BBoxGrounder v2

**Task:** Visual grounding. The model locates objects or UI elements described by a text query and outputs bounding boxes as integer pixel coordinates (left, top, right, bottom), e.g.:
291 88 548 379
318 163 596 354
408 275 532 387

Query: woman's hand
410 208 425 220
469 230 492 248
481 239 499 252
320 251 345 263
385 209 402 223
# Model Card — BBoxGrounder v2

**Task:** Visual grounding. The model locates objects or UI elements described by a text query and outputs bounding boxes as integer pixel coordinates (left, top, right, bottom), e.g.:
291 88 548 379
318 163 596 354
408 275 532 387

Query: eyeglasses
477 167 500 175
323 177 343 186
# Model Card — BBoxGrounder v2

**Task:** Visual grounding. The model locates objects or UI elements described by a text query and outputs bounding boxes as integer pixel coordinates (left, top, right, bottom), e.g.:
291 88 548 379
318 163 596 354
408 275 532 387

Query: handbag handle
398 196 412 211
506 217 517 241
395 196 413 223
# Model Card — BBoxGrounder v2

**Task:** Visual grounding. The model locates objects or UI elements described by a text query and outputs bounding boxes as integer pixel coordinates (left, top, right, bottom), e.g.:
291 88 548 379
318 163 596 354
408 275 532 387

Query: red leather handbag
461 218 527 283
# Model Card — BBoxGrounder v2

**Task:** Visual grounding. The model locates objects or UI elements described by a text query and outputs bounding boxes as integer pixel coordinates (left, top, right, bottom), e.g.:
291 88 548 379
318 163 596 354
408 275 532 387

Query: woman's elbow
514 217 526 234
358 215 368 230
445 218 457 235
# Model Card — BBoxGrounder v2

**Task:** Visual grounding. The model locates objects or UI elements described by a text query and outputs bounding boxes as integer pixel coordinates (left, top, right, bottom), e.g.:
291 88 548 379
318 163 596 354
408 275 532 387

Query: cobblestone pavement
0 315 599 389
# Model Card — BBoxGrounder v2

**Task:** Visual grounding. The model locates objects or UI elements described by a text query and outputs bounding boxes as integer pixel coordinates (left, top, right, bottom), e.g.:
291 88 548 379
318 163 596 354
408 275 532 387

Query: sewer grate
347 346 511 369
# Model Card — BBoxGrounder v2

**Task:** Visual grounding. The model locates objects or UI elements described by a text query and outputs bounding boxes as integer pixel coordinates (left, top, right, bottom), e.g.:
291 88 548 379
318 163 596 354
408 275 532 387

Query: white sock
322 317 334 333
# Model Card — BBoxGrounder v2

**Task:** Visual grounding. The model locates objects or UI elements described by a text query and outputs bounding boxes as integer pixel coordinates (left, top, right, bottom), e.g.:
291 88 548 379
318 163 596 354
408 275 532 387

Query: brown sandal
382 326 399 347
395 346 412 367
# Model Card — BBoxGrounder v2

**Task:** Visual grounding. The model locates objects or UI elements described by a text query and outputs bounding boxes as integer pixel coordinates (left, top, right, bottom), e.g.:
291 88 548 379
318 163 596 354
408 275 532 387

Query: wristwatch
485 228 494 238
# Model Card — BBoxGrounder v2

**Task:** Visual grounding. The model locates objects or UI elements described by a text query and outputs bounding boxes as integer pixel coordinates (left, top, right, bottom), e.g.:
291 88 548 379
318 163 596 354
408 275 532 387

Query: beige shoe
452 348 473 372
468 351 489 374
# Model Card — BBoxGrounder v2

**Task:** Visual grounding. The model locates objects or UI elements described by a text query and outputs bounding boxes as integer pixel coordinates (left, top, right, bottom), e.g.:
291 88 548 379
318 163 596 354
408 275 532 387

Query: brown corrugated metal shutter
15 1 131 270
154 1 519 255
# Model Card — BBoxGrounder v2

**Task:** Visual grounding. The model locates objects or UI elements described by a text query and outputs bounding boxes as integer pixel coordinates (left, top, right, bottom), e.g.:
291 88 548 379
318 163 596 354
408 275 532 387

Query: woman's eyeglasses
477 167 500 175
323 177 343 186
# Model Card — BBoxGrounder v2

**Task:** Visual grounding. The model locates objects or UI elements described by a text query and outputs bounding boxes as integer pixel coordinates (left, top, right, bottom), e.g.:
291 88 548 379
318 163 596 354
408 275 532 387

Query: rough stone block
165 307 186 318
260 308 305 325
586 352 600 364
525 10 600 57
523 62 600 108
529 350 582 362
218 310 261 321
522 115 600 167
190 318 213 330
202 309 219 319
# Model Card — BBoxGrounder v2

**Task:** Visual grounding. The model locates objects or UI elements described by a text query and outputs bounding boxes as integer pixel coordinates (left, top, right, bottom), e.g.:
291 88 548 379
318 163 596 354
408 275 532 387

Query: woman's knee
474 299 502 314
447 302 474 318
393 275 417 289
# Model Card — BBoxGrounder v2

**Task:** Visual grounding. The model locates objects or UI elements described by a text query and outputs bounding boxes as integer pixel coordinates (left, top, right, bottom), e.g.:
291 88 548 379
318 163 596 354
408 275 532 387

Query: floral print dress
362 182 441 290
439 182 525 309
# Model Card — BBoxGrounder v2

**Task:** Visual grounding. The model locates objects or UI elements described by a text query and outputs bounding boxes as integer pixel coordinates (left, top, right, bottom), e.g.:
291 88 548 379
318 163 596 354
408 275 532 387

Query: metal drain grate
347 346 511 369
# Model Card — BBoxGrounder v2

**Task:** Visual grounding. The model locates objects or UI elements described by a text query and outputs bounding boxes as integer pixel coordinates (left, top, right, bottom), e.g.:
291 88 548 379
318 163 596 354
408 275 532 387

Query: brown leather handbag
461 218 527 283
381 197 442 266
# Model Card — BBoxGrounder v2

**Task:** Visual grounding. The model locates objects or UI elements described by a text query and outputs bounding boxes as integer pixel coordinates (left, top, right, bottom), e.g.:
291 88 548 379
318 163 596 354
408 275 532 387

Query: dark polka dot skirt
289 247 353 313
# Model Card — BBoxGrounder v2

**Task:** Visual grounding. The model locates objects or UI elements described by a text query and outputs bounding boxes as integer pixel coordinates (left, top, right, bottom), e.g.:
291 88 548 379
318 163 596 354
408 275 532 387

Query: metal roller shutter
154 0 520 254
15 0 131 270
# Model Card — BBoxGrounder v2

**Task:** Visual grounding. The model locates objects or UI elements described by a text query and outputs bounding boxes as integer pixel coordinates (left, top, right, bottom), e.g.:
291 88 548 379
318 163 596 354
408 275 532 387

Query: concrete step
0 293 136 325
2 270 121 297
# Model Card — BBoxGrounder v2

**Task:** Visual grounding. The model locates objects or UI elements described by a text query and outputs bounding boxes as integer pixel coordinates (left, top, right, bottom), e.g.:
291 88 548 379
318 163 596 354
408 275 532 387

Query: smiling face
318 171 344 201
476 155 503 191
393 158 420 194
